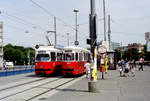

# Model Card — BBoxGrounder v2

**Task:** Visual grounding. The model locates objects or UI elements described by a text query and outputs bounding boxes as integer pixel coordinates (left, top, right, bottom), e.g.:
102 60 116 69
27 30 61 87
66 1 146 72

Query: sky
0 0 150 48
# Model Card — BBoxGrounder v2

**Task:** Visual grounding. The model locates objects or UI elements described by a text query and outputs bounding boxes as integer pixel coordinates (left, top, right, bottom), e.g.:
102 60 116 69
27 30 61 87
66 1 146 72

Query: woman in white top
84 60 91 78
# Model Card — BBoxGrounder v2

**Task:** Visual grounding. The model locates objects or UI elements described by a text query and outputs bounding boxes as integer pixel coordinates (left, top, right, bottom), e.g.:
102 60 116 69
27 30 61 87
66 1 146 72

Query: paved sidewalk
46 66 150 101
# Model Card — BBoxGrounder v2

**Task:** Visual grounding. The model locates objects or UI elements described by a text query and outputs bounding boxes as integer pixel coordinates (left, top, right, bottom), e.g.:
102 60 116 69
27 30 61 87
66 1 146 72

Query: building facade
111 42 120 50
120 43 144 53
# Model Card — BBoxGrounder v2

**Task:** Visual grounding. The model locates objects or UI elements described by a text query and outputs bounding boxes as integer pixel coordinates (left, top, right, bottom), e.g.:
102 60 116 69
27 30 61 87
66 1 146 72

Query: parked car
5 62 14 69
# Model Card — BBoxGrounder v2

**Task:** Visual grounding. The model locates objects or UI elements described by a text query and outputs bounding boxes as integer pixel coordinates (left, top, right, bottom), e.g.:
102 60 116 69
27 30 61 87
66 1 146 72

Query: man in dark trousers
139 57 144 71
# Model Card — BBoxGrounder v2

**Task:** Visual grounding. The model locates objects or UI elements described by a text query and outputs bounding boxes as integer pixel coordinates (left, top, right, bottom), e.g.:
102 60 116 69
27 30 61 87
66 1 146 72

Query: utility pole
28 49 30 66
73 9 79 46
120 42 122 59
88 0 99 93
108 15 111 50
103 0 107 41
0 22 3 70
66 33 69 46
54 16 57 45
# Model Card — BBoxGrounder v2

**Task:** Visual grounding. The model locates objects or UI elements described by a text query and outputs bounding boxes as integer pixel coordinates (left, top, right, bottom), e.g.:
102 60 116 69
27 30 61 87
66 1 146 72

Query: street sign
98 45 107 53
74 41 79 45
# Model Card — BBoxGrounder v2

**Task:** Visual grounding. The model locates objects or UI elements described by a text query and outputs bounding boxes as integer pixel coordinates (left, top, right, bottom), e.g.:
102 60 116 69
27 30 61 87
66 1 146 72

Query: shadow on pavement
25 74 38 77
56 88 89 93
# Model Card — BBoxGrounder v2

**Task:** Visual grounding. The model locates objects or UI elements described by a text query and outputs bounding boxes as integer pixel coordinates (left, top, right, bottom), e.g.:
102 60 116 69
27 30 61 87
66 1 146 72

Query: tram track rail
0 77 48 92
0 77 62 101
26 78 76 101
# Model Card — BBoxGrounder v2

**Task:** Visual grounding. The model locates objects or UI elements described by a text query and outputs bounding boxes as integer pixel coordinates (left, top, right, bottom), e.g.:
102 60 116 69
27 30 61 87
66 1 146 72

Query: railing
0 65 35 77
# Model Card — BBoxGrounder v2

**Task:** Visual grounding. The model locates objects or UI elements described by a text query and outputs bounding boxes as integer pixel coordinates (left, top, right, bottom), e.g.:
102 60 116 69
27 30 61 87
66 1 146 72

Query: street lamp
73 9 79 46
66 33 70 46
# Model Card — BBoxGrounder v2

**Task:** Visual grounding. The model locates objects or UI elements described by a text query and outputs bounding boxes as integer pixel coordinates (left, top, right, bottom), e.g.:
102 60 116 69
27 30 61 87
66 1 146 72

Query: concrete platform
44 66 150 101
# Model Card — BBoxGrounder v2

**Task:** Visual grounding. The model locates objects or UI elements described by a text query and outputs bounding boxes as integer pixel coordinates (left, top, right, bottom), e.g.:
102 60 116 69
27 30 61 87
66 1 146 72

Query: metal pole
54 16 57 45
108 15 111 50
75 12 77 42
67 33 69 46
121 42 122 59
88 0 99 93
0 22 3 70
103 0 106 41
28 49 30 67
74 9 79 45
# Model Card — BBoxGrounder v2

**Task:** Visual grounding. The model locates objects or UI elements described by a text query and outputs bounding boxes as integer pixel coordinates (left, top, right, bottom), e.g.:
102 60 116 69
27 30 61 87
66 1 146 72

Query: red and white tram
62 46 90 76
35 45 63 75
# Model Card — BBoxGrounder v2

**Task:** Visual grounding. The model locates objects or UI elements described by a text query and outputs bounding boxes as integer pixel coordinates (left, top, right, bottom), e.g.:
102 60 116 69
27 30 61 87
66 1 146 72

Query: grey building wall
111 42 120 50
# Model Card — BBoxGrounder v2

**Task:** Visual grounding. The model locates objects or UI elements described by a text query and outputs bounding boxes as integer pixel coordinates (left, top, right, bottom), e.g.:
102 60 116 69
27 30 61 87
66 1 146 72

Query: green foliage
114 49 121 61
115 48 139 61
4 44 35 65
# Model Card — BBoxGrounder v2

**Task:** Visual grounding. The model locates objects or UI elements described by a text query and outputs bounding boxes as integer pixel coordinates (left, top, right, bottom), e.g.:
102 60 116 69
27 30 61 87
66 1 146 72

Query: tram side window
88 53 91 61
60 53 63 60
65 53 74 61
75 53 78 61
84 53 86 61
79 53 83 61
57 53 62 61
86 53 89 61
51 52 56 61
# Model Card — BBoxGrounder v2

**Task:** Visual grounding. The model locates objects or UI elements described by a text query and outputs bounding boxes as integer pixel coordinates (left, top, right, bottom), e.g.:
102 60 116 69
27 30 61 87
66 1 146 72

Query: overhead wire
29 0 84 35
1 11 47 31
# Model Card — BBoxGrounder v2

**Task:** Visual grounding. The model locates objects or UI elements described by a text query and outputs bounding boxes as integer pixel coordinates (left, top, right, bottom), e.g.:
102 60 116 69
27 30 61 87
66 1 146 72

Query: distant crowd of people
118 57 144 77
84 57 145 79
118 59 135 77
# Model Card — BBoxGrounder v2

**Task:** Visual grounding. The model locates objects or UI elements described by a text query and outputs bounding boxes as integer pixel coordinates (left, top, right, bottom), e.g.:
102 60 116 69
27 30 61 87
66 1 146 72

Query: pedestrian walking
131 65 135 77
133 59 136 68
119 66 123 77
120 59 125 72
124 62 129 77
139 57 144 71
84 60 91 78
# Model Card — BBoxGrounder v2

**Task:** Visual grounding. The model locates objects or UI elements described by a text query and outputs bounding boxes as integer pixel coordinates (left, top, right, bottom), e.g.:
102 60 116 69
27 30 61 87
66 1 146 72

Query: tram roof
36 45 61 52
64 46 90 52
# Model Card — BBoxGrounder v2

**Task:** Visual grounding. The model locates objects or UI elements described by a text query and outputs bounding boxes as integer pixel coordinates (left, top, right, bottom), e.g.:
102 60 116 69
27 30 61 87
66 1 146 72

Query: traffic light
87 39 91 45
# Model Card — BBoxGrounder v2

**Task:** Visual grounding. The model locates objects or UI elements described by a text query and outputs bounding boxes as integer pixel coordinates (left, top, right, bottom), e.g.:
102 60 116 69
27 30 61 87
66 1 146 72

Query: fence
0 65 35 77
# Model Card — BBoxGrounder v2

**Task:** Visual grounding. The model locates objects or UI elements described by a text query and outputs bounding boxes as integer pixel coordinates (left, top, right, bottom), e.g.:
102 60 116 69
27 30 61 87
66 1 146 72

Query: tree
114 49 121 61
3 44 35 65
117 48 139 61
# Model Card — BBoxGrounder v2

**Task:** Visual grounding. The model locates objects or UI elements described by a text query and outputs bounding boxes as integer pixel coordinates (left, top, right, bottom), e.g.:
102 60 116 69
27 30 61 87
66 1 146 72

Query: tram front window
36 54 50 61
64 53 74 61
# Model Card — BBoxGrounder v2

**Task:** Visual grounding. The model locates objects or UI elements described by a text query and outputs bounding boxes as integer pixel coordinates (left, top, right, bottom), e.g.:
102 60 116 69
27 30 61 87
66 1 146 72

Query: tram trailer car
62 46 90 76
35 45 63 75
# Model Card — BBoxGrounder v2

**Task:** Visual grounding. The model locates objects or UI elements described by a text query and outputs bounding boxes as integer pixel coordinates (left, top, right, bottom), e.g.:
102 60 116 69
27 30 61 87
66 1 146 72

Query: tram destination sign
38 51 46 54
